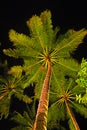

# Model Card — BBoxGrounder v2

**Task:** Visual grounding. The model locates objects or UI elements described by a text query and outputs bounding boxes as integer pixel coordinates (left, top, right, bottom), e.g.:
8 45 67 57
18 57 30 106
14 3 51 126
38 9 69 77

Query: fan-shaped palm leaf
48 77 87 130
0 66 32 119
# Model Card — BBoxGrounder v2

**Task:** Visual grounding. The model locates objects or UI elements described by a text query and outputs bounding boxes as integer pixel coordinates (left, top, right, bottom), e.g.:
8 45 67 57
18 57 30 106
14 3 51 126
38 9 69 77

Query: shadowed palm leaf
10 102 66 130
10 103 35 130
0 66 32 119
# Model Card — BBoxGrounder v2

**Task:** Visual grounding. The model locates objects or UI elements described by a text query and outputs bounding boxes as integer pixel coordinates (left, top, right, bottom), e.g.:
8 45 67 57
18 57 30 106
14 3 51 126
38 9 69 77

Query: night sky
0 0 87 61
0 0 87 129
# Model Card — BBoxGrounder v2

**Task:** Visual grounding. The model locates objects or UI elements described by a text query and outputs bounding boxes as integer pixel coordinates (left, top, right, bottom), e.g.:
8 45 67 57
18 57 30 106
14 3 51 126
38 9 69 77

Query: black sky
0 0 87 44
0 0 87 62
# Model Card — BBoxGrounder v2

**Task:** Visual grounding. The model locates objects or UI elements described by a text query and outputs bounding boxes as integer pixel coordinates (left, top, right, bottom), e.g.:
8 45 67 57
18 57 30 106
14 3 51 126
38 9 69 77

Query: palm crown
0 64 32 119
48 76 87 130
3 10 87 97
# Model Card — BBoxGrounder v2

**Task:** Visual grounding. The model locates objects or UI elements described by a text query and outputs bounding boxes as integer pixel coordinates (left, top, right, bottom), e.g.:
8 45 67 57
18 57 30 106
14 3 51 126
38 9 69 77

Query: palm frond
40 10 60 48
10 126 29 130
11 111 30 126
71 85 85 95
53 28 87 57
34 69 46 99
48 102 66 123
10 102 36 130
3 47 37 59
68 119 76 130
40 10 53 39
56 58 80 77
10 111 33 130
22 65 44 89
27 15 48 53
71 101 87 118
9 29 40 51
0 97 10 119
3 48 19 58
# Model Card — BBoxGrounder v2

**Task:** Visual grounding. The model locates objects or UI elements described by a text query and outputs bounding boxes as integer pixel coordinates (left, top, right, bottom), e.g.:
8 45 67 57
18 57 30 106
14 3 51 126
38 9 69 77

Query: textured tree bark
32 60 52 130
65 100 80 130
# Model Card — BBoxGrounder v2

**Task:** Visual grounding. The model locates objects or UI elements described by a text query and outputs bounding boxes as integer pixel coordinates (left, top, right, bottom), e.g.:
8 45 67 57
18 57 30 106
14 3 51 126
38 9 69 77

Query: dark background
0 0 87 61
0 0 87 129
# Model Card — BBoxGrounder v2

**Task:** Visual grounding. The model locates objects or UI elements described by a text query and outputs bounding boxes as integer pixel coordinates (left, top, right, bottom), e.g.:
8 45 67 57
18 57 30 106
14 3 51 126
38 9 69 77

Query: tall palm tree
3 10 87 130
48 76 87 130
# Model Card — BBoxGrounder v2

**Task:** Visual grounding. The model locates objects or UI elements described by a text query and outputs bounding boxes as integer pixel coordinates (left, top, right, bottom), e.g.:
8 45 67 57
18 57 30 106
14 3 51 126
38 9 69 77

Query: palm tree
3 10 87 130
48 76 87 130
0 65 32 119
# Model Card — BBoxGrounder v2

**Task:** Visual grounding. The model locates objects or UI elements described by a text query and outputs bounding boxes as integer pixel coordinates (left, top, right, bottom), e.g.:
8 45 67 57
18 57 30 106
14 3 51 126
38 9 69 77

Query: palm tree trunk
32 60 52 130
65 99 80 130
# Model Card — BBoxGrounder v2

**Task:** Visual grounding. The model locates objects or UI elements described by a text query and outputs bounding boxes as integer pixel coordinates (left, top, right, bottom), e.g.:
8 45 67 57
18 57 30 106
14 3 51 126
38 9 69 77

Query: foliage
3 10 87 100
0 65 32 119
76 58 87 104
10 104 35 130
10 101 66 130
0 10 87 129
76 58 87 88
48 77 87 129
7 77 87 130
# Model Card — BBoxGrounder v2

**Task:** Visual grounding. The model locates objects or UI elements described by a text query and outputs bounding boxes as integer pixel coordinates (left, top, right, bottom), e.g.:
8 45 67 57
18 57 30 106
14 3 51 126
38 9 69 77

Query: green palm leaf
9 29 40 51
10 126 30 130
10 111 33 130
54 28 87 57
72 102 87 118
10 102 36 130
68 119 76 130
27 15 48 52
40 10 60 48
